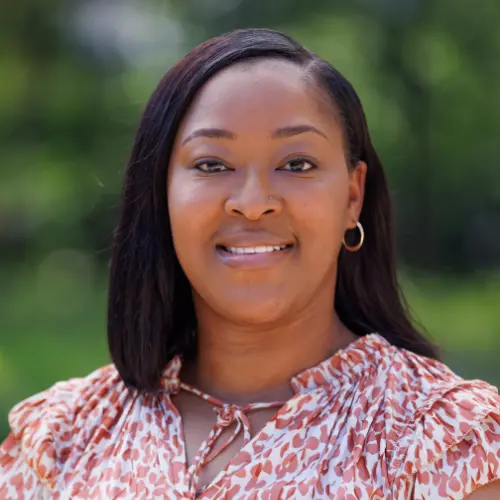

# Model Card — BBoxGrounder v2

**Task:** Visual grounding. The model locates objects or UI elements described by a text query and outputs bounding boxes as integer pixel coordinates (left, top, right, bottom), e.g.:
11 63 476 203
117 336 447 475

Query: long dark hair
107 28 440 392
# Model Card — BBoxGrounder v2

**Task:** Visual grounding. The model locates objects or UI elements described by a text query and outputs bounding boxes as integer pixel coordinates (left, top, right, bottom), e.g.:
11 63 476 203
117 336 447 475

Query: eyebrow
181 124 328 145
182 128 235 145
272 125 328 140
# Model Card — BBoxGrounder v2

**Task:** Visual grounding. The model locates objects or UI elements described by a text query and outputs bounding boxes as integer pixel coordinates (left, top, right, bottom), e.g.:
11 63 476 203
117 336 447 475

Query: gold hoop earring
342 222 364 252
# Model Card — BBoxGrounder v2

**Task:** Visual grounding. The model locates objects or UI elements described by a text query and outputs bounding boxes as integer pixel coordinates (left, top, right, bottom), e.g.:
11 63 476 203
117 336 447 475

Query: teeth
225 245 287 255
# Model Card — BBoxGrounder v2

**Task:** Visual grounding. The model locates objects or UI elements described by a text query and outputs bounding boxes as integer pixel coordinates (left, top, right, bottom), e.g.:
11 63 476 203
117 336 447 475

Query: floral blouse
1 333 500 499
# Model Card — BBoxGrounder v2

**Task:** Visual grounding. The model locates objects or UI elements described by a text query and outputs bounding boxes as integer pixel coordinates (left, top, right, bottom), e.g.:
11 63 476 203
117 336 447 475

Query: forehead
177 59 339 138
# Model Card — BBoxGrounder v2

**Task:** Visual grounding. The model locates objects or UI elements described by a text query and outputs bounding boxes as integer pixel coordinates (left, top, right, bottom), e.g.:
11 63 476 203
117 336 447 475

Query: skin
168 58 366 397
167 58 366 485
166 59 500 496
465 481 500 499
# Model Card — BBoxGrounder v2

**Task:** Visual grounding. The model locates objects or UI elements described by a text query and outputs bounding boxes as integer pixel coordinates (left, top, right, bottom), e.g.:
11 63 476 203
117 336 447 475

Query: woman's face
168 59 366 325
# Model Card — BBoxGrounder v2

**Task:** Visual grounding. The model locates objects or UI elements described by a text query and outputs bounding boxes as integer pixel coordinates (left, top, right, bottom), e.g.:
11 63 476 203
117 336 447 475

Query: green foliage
2 1 500 270
1 0 499 442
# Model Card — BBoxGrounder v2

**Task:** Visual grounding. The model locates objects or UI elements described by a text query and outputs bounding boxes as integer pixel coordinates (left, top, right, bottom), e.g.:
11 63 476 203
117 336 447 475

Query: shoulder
3 364 134 489
8 364 127 440
381 342 500 499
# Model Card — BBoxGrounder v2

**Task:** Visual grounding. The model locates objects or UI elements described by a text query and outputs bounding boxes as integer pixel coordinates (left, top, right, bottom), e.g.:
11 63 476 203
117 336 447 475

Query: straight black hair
108 28 440 392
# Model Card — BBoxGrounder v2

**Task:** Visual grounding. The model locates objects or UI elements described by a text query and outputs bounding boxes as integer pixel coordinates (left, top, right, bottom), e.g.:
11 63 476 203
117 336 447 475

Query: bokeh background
1 1 500 441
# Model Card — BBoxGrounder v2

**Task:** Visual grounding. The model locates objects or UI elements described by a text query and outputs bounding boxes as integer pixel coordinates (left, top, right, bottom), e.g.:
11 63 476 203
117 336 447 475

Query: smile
221 244 290 255
215 243 294 269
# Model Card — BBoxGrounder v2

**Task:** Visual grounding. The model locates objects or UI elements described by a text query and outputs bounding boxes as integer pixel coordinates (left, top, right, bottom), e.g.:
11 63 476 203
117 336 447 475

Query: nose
224 174 282 220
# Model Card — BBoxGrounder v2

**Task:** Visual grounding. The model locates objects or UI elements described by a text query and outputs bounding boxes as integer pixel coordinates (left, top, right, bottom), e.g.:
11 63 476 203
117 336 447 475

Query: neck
182 294 357 405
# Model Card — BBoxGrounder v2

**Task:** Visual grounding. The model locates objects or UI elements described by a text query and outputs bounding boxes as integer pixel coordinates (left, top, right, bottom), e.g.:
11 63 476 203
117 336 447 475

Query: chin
219 296 292 326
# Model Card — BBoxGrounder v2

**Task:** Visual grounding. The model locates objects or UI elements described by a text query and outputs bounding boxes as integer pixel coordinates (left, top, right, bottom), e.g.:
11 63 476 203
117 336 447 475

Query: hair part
107 28 440 393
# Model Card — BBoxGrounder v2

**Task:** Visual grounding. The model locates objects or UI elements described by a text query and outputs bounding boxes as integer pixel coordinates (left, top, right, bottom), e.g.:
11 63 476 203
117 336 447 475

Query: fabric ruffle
1 365 130 497
2 334 500 499
391 380 500 499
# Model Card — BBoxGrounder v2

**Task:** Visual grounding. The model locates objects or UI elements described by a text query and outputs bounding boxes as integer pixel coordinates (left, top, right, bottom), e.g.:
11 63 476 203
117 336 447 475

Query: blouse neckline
158 332 387 495
160 332 387 397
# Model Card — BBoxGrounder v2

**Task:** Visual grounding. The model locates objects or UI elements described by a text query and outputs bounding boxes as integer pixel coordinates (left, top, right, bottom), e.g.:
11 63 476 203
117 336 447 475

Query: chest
62 390 391 499
174 392 280 491
165 392 388 498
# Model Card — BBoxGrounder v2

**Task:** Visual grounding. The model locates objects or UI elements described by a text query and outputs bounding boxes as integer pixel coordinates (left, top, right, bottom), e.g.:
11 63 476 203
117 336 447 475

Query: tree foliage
1 0 499 272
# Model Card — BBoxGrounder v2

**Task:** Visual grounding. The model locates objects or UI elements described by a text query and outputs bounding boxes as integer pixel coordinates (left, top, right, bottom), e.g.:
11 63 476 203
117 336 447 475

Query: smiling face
167 59 366 325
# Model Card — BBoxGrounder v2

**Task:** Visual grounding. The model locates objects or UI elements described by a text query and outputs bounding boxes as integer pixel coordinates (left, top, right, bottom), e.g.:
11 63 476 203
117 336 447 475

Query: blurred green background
1 1 499 442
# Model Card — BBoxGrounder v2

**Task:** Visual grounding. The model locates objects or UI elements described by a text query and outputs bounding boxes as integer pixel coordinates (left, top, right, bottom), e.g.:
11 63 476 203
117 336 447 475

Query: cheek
291 174 349 248
167 170 223 257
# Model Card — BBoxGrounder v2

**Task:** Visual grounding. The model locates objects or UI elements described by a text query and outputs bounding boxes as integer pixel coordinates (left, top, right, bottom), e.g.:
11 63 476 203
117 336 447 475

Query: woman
1 28 499 499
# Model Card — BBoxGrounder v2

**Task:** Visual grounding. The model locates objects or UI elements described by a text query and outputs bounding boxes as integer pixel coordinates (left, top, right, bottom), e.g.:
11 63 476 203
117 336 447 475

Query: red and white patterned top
1 333 500 499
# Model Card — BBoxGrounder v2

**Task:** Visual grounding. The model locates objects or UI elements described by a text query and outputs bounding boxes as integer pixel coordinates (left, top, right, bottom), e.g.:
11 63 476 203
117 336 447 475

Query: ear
346 161 367 229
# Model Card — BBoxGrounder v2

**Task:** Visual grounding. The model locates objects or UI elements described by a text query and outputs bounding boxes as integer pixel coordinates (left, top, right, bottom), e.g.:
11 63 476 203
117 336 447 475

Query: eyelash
193 157 317 174
194 160 229 174
281 158 316 172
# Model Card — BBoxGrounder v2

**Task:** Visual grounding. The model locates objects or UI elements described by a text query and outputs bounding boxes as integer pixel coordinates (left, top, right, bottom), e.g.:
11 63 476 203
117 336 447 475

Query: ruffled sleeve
0 432 48 499
0 365 128 499
391 379 500 499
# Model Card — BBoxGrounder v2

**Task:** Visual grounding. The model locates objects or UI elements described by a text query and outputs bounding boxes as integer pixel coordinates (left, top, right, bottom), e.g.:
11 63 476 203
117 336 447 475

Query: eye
194 160 229 173
280 158 316 172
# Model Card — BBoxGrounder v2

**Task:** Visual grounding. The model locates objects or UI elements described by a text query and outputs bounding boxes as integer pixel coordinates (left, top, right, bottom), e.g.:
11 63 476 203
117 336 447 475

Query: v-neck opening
169 391 292 496
162 333 386 496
